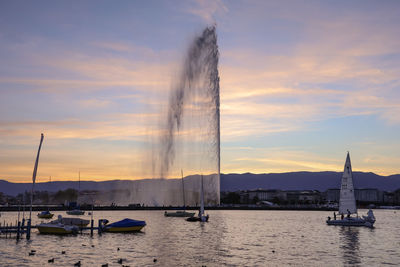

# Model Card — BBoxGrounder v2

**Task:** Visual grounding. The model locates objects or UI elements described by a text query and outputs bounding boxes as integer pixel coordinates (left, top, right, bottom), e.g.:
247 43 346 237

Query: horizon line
2 170 400 184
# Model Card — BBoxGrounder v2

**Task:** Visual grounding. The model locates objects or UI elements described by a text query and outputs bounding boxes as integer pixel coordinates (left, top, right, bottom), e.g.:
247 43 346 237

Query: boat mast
78 171 80 207
200 175 205 217
181 169 186 210
29 133 44 221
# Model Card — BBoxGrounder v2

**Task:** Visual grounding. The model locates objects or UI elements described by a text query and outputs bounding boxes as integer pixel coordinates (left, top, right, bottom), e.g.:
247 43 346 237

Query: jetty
0 217 109 240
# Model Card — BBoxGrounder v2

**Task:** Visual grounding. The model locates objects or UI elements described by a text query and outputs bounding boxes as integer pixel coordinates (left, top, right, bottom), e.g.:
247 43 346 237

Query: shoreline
1 205 397 212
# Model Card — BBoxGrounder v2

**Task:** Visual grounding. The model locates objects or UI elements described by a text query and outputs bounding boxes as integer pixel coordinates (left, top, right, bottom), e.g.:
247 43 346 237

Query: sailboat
38 176 54 219
165 170 195 217
187 175 209 222
66 171 85 215
326 152 375 227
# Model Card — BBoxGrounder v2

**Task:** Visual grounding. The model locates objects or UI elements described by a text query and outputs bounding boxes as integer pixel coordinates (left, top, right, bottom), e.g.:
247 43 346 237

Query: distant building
247 189 286 203
298 190 321 203
326 188 384 203
395 189 400 205
325 189 340 203
383 191 395 204
355 188 383 203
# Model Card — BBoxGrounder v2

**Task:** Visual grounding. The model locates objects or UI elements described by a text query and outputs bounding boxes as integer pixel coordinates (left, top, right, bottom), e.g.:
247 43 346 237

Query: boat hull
186 215 209 222
103 218 146 233
66 210 85 215
37 224 78 235
164 211 195 217
37 213 54 219
104 225 145 232
326 218 374 228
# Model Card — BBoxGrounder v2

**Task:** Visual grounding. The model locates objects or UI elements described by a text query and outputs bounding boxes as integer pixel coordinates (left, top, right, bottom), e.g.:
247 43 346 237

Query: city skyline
1 0 400 182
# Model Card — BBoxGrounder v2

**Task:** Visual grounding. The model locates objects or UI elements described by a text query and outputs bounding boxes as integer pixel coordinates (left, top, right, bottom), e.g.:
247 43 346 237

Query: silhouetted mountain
0 179 142 196
1 172 400 196
220 172 400 192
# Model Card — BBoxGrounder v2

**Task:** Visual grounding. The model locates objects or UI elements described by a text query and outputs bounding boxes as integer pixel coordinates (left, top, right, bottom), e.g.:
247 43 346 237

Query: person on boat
347 209 351 218
333 212 336 220
341 214 344 220
327 216 331 221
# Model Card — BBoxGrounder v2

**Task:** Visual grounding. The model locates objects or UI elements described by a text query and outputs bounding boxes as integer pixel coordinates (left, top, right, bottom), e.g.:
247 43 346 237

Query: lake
0 209 399 266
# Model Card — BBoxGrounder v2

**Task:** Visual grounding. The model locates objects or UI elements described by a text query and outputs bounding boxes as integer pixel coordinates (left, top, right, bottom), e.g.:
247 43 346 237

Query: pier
0 218 105 240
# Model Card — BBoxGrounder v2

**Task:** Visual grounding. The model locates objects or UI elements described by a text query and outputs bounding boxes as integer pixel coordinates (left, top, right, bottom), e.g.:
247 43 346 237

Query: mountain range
1 171 400 196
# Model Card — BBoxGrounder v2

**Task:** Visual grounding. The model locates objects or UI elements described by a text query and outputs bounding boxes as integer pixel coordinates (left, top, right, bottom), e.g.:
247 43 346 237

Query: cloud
184 0 228 23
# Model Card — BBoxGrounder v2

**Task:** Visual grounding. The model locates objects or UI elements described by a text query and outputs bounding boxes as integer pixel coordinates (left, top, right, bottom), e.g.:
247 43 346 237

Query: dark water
0 210 399 266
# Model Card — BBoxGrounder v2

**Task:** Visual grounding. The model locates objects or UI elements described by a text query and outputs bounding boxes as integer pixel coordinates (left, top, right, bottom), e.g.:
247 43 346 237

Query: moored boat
37 210 54 219
66 172 85 216
66 209 85 215
326 152 376 228
101 218 146 232
165 170 194 218
187 175 209 222
37 223 79 235
51 215 89 228
165 210 195 217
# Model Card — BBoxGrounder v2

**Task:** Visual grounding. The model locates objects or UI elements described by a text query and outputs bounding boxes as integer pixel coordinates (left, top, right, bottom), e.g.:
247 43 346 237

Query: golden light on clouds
1 1 400 182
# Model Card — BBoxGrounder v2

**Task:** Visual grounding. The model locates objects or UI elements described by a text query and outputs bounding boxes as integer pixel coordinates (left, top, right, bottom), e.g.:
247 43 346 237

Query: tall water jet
159 25 221 205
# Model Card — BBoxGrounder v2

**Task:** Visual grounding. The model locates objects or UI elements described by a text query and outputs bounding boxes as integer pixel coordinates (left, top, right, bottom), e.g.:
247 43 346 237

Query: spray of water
158 25 221 204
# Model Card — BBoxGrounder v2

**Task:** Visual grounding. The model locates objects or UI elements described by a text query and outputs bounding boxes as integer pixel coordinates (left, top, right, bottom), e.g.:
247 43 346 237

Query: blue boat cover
107 218 146 228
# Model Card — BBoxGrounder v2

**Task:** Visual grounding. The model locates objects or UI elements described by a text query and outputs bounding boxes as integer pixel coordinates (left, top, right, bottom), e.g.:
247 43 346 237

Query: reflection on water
339 227 361 266
0 210 398 266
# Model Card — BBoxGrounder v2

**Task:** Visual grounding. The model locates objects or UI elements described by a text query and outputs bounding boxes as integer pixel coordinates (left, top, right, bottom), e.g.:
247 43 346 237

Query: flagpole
29 133 44 222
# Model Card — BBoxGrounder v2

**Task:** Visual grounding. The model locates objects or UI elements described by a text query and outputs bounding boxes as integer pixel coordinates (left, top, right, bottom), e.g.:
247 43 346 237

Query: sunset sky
1 0 400 182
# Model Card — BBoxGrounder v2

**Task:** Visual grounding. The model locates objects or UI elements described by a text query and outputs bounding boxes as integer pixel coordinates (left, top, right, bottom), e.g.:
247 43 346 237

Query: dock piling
26 219 31 240
17 221 21 240
90 219 94 236
98 219 102 235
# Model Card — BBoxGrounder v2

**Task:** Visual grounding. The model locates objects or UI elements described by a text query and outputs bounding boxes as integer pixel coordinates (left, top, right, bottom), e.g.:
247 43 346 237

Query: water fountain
157 25 221 205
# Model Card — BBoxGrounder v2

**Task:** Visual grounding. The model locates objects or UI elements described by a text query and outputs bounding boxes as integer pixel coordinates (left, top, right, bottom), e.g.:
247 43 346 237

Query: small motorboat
101 218 146 232
66 209 85 215
186 214 209 222
164 210 195 217
37 223 79 235
37 211 54 219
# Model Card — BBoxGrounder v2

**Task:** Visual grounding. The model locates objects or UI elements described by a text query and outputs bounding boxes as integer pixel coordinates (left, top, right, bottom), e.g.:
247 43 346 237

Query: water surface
0 210 399 266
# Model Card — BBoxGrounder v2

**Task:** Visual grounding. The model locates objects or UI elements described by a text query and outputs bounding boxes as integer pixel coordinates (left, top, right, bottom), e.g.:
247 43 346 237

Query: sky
1 0 400 182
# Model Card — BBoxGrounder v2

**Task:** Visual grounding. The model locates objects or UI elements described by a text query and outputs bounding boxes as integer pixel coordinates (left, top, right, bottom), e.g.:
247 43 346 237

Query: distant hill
220 172 400 192
1 172 400 196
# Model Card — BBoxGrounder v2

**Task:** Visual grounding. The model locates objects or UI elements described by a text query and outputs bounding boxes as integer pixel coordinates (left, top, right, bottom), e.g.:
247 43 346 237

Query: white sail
339 152 357 215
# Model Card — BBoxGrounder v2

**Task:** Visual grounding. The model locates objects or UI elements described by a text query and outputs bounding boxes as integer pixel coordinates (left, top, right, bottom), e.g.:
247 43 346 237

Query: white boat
165 170 195 218
37 222 78 235
326 152 376 227
187 175 209 222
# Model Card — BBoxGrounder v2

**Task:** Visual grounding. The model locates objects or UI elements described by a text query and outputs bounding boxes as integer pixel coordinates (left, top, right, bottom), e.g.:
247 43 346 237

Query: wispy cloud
184 0 228 23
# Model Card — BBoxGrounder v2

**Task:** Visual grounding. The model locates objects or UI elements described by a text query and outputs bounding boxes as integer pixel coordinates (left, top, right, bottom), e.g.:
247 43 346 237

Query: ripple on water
0 210 399 266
